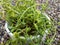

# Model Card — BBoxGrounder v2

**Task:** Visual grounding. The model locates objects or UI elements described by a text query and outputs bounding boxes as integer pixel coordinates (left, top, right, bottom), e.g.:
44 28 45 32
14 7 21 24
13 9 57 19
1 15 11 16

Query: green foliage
58 22 60 25
0 0 55 45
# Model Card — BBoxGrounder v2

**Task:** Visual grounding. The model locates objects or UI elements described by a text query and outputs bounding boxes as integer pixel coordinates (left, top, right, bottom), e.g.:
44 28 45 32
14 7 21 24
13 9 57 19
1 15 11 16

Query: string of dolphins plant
0 0 55 45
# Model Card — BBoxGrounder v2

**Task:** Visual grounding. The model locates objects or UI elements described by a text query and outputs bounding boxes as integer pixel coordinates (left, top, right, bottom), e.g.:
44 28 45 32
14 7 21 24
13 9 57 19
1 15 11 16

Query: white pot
4 13 51 41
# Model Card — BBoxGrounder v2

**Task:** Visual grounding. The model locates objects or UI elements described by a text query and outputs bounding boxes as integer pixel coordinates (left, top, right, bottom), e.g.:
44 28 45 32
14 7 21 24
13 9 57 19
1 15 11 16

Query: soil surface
0 20 9 44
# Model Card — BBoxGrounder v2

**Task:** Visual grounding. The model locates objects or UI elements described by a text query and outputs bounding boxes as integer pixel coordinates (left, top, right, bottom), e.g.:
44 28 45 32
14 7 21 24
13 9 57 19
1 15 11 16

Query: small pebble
57 26 60 29
58 15 60 19
1 38 4 41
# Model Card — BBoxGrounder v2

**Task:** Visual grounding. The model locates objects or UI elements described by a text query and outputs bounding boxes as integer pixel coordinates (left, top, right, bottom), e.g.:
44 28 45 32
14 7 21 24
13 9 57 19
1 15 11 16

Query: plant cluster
0 0 55 45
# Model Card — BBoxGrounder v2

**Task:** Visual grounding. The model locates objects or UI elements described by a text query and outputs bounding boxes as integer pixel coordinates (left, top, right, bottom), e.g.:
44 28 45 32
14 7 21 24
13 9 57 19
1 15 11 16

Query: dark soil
0 20 10 44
